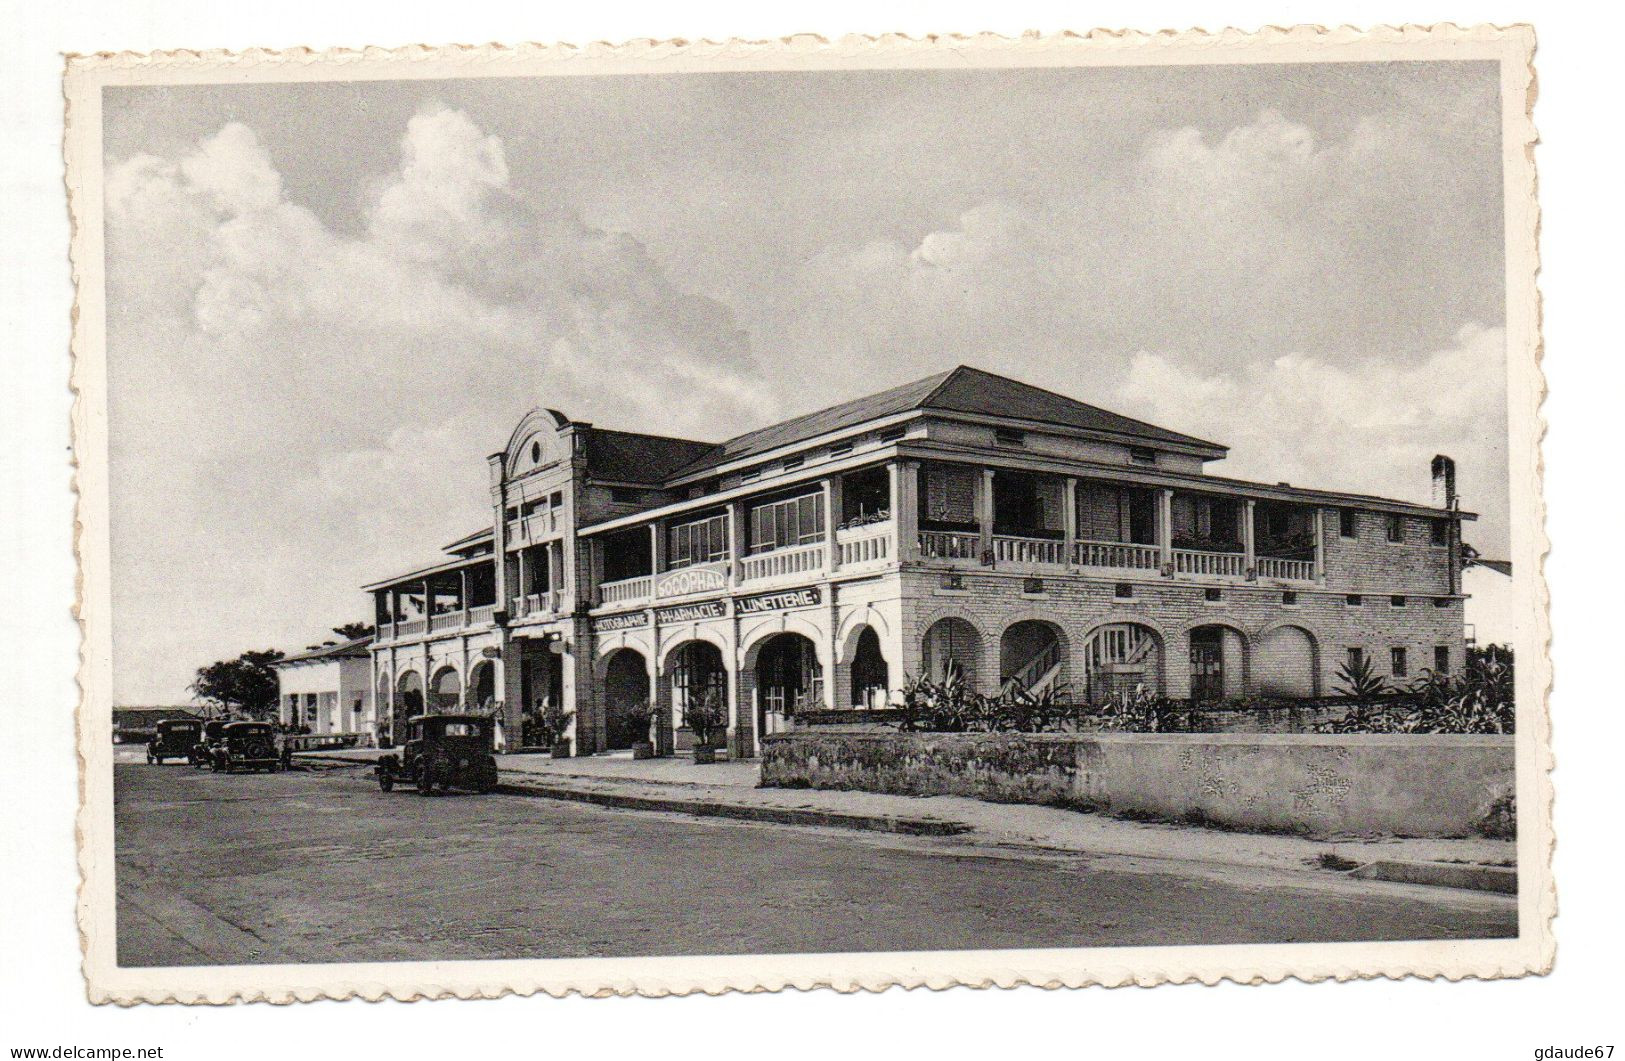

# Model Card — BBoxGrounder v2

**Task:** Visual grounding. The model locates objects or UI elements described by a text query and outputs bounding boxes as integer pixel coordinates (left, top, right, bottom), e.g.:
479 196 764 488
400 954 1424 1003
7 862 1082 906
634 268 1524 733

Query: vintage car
191 718 230 768
376 714 499 796
208 720 282 773
146 717 203 764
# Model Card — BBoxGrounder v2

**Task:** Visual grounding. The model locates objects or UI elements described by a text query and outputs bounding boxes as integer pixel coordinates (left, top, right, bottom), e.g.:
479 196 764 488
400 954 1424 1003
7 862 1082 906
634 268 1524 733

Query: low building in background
361 365 1472 758
112 706 200 744
272 636 375 742
1463 559 1515 649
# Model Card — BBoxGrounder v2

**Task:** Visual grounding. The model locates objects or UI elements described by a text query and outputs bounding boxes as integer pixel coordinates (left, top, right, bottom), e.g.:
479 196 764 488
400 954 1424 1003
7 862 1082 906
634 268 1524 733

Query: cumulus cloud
105 107 771 701
1112 323 1510 552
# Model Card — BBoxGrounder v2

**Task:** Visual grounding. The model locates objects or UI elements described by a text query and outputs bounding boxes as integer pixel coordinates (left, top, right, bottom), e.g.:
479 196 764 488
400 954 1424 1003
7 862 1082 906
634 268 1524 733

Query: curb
293 753 969 837
495 778 973 837
1349 859 1517 895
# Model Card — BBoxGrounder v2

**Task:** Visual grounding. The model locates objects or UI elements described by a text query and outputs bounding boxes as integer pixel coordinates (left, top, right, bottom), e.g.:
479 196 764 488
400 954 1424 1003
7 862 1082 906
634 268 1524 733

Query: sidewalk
298 747 1517 888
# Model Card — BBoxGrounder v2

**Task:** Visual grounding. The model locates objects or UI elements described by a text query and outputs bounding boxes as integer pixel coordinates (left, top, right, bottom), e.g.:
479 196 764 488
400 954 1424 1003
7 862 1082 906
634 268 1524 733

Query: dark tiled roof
275 636 374 665
583 427 719 485
113 706 201 725
1472 559 1513 577
667 365 1224 479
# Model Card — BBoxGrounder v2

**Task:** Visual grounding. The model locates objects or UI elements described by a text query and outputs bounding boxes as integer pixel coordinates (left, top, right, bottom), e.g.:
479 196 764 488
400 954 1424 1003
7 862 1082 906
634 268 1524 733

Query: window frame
1390 646 1409 678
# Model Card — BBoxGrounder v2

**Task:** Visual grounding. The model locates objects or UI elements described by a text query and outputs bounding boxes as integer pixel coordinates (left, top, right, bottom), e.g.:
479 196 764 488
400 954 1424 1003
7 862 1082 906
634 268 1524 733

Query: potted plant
682 688 727 764
631 701 660 760
536 699 575 758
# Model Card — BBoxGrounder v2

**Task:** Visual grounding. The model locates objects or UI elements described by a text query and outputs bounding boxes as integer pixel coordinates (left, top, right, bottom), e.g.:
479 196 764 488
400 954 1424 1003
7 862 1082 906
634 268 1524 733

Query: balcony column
388 589 399 641
1243 499 1257 580
729 500 748 585
515 549 528 615
824 476 842 574
1157 488 1174 575
1063 478 1079 568
1313 508 1326 583
423 578 434 623
460 568 470 623
650 522 667 588
889 460 920 563
977 468 996 561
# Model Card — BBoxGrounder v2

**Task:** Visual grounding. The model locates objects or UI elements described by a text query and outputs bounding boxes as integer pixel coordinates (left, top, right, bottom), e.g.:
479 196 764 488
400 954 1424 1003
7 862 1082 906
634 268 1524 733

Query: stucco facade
360 366 1470 758
273 637 376 740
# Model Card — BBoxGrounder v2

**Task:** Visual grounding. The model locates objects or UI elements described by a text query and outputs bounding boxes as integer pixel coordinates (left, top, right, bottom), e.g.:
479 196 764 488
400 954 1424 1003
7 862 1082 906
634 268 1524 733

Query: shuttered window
667 513 729 568
749 492 825 553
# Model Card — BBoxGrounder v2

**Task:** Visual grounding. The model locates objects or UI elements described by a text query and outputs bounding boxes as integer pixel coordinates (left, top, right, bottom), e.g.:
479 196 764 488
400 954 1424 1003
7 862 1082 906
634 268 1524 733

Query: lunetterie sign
737 587 822 614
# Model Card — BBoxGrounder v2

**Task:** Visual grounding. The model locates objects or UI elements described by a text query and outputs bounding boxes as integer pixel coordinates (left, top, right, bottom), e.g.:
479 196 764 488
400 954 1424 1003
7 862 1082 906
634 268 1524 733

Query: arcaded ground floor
114 761 1514 966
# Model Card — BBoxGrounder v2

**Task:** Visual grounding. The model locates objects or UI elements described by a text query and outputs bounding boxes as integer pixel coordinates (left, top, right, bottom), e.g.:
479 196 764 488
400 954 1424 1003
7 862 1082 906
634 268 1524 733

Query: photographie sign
591 611 649 633
653 600 727 625
737 587 822 614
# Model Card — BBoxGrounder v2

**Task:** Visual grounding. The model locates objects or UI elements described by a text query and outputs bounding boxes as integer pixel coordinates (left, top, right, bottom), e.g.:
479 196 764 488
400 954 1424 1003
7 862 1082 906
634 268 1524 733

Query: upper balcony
373 559 501 644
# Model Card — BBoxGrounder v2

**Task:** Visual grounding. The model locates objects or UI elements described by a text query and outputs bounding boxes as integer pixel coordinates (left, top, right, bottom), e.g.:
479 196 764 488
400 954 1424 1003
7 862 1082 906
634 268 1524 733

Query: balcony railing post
1243 499 1256 580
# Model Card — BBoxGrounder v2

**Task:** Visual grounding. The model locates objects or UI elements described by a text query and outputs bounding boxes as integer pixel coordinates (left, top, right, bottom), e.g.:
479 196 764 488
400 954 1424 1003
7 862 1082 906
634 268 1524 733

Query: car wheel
378 771 394 792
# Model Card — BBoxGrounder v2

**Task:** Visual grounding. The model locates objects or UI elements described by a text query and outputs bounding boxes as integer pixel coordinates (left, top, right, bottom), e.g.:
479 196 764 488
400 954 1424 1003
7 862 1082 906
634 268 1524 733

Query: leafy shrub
1335 654 1390 700
681 688 728 748
1318 645 1514 735
1477 786 1516 840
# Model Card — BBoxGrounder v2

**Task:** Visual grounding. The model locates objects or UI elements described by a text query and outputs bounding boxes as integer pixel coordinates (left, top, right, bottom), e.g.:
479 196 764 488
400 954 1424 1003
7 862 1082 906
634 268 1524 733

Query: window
1386 514 1405 542
879 426 906 444
748 492 826 553
609 488 639 504
1282 591 1298 606
939 574 965 591
1340 509 1358 538
994 427 1026 447
1115 583 1134 599
1390 595 1407 608
1390 647 1409 678
1129 446 1157 466
1345 594 1363 606
1022 577 1045 595
782 454 805 470
740 468 761 483
1431 518 1450 545
530 441 541 464
1434 597 1452 608
550 491 564 507
667 513 729 568
829 441 854 458
1347 647 1365 670
1434 646 1451 673
1204 587 1222 602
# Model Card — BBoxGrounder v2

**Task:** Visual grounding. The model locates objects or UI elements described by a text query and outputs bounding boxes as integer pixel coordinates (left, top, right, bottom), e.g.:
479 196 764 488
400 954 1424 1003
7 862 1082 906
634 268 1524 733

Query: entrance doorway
602 649 650 751
1190 627 1225 702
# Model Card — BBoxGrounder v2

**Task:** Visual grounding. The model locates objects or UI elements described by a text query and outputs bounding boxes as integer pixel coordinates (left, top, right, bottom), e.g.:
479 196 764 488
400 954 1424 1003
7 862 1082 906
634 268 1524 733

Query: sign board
654 600 727 624
480 646 501 659
656 565 729 597
591 611 649 633
737 586 822 614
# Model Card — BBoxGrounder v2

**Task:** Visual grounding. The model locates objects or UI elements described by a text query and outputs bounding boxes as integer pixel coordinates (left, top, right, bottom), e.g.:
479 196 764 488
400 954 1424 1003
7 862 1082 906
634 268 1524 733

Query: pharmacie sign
737 587 822 614
592 611 649 633
654 600 727 624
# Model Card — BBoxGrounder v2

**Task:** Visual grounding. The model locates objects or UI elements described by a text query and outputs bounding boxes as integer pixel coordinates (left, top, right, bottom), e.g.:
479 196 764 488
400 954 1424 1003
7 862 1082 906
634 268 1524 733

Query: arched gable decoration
740 614 828 670
502 407 572 478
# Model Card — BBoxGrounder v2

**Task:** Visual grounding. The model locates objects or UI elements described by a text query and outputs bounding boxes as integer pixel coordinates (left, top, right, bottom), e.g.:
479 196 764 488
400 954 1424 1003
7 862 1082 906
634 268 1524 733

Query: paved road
114 763 1517 967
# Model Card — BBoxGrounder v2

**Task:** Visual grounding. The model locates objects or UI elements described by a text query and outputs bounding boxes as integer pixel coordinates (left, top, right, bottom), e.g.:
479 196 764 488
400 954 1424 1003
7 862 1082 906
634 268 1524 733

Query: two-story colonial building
362 366 1470 758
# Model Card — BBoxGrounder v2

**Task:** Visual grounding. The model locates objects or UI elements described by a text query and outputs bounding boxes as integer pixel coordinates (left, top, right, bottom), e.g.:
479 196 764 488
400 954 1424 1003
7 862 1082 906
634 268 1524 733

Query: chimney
1431 454 1458 510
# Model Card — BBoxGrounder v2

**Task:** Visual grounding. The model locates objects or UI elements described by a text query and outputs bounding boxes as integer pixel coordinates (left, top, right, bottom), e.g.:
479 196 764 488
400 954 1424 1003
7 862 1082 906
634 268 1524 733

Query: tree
190 649 286 719
332 622 375 640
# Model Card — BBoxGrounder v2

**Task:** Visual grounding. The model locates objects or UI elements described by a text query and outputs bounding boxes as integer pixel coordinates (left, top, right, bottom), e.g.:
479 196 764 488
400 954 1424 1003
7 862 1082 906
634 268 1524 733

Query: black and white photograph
60 25 1547 1004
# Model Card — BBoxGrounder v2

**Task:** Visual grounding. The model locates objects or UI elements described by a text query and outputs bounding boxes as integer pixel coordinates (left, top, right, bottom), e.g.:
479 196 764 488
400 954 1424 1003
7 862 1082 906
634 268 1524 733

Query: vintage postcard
67 25 1548 1003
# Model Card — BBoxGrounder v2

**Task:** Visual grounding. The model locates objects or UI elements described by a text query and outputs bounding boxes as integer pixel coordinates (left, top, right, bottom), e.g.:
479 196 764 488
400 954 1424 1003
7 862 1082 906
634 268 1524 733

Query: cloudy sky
102 60 1509 704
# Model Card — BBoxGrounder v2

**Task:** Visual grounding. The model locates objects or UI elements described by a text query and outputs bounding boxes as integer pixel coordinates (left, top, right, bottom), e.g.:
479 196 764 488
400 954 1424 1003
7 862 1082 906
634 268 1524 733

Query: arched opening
998 620 1066 697
1081 623 1163 705
669 640 727 750
921 617 981 689
466 660 497 712
755 634 823 737
394 671 424 744
430 666 462 711
1189 624 1248 702
603 649 651 750
1256 625 1319 698
849 627 889 708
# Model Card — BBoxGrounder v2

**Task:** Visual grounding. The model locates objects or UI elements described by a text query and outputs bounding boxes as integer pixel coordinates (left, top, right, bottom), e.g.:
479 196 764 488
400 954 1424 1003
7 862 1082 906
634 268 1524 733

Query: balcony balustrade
992 534 1067 566
1256 556 1315 581
394 618 426 637
600 574 653 606
1173 548 1246 578
427 611 463 633
918 530 981 560
511 591 559 618
1072 539 1162 572
836 522 892 567
741 542 825 583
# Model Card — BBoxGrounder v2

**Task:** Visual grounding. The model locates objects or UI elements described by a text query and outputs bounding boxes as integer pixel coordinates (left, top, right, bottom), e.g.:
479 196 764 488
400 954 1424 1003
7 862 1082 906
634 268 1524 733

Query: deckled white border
66 24 1550 1004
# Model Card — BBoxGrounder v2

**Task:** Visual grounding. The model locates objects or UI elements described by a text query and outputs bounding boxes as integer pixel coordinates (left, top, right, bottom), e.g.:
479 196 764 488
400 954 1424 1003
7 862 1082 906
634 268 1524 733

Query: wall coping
761 730 1513 748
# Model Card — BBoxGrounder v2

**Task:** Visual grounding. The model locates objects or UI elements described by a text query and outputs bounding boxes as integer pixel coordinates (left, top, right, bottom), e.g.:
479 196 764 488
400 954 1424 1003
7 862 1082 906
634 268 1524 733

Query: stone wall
761 730 1514 838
